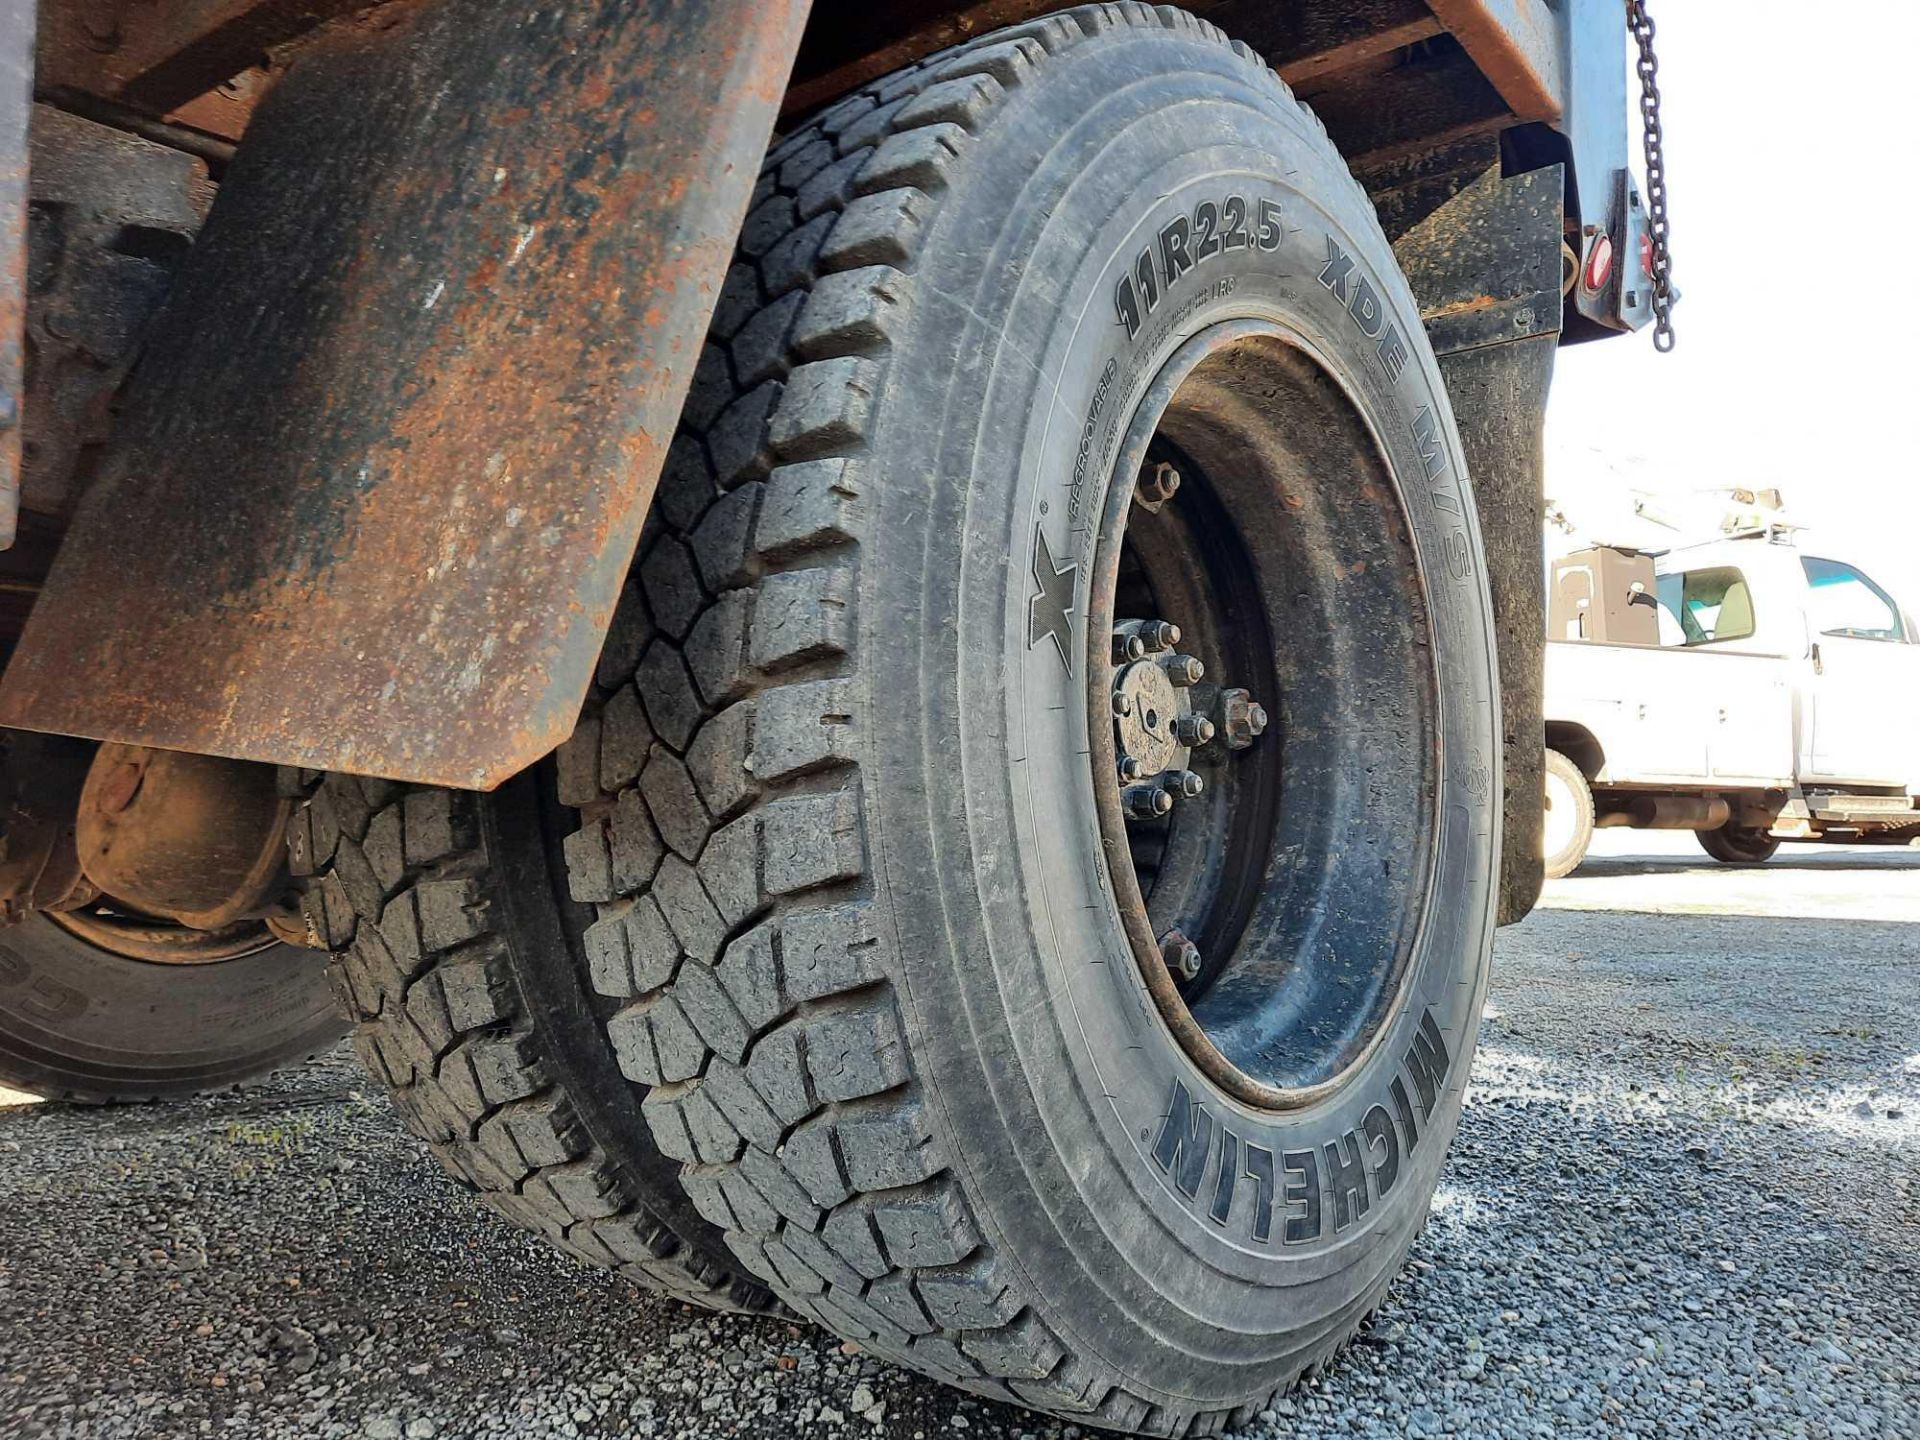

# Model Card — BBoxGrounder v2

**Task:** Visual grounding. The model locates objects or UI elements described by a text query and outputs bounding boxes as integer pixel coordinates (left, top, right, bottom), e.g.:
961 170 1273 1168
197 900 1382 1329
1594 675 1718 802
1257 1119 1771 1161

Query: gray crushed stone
1 836 1914 1438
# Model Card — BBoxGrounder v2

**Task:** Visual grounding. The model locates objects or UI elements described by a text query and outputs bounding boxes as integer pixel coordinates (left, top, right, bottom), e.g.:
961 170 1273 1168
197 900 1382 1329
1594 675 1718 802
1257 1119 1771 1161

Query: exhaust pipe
1594 795 1732 831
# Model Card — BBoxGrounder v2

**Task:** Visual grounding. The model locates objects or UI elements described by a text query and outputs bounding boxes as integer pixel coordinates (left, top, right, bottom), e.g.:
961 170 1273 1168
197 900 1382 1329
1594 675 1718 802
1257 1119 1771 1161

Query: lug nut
1139 619 1180 652
1117 756 1143 782
1164 654 1204 687
1175 714 1215 746
1112 630 1146 663
1161 930 1202 982
1165 769 1204 799
1124 784 1174 820
1218 688 1269 750
1135 460 1182 509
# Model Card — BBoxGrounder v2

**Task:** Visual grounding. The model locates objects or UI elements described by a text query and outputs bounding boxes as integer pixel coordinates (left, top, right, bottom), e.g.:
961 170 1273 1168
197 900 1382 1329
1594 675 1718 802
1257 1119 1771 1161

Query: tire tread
305 772 769 1313
564 7 1374 1430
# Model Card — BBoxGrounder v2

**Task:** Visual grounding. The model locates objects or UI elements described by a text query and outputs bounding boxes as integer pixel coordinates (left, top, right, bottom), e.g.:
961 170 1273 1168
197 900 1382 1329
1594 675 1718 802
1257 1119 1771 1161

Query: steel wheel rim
1084 318 1439 1111
46 904 280 966
1542 768 1579 864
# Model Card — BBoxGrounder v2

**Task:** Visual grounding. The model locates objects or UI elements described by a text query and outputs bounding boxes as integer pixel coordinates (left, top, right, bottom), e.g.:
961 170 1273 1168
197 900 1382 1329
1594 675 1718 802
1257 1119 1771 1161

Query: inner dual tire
319 6 1499 1428
301 768 772 1311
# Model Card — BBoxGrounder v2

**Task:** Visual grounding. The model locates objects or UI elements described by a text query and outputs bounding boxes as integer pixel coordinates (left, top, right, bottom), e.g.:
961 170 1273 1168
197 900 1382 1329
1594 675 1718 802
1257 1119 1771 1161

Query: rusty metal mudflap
0 0 32 548
1394 160 1563 927
0 0 810 789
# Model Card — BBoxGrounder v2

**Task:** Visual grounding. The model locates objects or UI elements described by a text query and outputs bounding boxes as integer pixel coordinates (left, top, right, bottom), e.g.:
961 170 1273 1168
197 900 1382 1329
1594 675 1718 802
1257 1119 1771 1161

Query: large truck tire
1697 822 1779 866
540 7 1498 1429
300 770 773 1312
0 909 341 1103
1541 748 1594 880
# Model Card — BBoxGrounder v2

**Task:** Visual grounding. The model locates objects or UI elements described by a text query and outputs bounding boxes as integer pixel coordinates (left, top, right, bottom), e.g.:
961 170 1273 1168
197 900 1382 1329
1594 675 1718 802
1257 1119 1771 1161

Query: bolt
1164 654 1204 687
1123 784 1174 820
1112 691 1132 717
1136 461 1182 509
1113 630 1146 663
1139 619 1180 652
1117 756 1143 783
1165 769 1204 799
1161 931 1202 982
1175 714 1215 747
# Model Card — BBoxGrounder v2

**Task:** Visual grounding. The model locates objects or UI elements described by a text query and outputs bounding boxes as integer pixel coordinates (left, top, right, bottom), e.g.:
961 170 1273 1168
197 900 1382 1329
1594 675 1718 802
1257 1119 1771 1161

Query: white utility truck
1543 532 1920 877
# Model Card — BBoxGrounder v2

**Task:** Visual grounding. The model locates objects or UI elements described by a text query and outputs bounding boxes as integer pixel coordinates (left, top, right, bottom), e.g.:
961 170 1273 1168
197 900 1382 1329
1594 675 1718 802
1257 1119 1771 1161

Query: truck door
1798 557 1920 787
1650 563 1794 785
1647 564 1757 780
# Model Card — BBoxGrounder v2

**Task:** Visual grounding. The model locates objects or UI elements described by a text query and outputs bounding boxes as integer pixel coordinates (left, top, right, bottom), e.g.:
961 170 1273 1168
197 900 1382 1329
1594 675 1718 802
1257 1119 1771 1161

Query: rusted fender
0 0 31 549
0 0 810 788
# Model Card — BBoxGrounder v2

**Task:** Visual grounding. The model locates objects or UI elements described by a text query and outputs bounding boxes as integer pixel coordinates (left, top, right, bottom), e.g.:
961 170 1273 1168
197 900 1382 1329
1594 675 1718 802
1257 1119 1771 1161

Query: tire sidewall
0 913 338 1100
864 30 1498 1384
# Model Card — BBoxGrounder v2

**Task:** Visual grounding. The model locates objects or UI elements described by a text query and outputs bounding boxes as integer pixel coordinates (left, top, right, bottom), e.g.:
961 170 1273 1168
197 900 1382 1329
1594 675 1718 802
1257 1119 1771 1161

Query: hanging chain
1626 0 1675 351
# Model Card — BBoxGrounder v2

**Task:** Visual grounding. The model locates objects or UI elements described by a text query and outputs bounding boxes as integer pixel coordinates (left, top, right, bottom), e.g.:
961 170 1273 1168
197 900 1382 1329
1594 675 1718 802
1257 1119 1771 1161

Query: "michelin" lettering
1149 1007 1454 1245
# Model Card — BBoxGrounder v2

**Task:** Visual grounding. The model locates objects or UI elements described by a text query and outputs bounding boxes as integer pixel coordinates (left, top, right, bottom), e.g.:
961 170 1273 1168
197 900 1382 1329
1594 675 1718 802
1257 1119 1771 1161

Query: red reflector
1639 230 1654 277
1583 233 1614 291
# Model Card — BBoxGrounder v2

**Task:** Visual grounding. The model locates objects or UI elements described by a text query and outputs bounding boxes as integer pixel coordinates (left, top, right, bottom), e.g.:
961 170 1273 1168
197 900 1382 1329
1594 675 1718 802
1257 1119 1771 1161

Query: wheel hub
1108 590 1271 982
1111 623 1211 801
76 744 295 932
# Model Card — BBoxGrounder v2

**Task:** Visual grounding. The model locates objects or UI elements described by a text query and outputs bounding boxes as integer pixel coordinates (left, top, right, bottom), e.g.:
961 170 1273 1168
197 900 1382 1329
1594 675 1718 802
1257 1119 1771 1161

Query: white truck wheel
1542 749 1594 880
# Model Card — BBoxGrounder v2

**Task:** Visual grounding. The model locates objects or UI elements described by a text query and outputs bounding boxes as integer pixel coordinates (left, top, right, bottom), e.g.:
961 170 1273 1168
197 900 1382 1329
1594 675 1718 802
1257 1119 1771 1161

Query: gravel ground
2 831 1915 1440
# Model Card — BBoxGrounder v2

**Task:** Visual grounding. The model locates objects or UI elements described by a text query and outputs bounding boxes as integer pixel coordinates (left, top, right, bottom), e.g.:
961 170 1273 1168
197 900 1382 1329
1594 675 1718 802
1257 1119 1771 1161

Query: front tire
555 9 1500 1429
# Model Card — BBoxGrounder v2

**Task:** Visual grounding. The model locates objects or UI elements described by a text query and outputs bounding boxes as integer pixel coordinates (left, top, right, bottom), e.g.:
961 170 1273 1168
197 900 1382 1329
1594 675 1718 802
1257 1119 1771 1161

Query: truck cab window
1656 567 1756 646
1801 556 1906 642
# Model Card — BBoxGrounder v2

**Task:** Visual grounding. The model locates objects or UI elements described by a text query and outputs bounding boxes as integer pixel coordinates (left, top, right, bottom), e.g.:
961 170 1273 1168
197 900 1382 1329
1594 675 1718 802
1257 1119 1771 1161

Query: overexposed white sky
1546 3 1920 606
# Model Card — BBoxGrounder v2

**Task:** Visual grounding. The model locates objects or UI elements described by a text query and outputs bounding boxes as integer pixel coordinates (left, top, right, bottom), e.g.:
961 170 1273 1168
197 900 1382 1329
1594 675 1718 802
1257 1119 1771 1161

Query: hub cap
1111 620 1221 824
